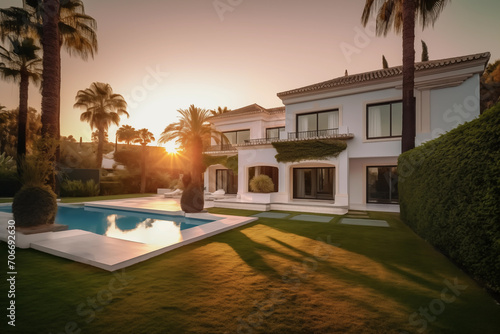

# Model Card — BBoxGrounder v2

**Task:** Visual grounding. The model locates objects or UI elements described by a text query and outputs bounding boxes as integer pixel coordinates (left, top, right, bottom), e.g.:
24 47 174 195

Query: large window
248 166 279 192
222 129 250 145
293 167 335 200
366 101 402 139
366 166 398 204
266 127 285 140
296 110 339 138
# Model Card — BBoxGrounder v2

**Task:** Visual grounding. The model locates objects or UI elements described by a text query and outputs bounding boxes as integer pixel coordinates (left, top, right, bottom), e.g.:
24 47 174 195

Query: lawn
1 209 499 333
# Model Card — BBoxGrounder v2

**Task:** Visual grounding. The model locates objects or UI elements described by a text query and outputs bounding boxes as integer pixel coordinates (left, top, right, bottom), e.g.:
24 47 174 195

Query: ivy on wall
272 139 347 163
202 154 238 174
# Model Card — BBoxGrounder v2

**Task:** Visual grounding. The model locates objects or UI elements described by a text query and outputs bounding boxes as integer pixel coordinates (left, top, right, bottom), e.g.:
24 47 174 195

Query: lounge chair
164 189 183 198
206 189 225 200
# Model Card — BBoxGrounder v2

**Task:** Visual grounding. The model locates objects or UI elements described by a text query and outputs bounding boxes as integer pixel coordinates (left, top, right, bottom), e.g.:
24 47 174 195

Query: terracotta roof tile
210 103 285 119
277 52 490 98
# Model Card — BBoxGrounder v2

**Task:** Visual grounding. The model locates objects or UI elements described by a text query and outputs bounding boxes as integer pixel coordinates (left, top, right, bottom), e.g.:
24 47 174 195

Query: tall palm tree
133 128 155 193
0 37 42 172
361 0 449 152
40 0 61 190
159 105 223 212
1 0 98 189
116 125 138 145
74 82 128 168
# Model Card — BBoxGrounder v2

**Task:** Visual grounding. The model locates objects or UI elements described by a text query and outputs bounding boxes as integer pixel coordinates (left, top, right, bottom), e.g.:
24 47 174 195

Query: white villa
203 52 490 214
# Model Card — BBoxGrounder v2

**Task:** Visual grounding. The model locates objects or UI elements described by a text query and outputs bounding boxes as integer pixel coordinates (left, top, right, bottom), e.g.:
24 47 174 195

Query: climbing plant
202 154 238 174
272 139 347 163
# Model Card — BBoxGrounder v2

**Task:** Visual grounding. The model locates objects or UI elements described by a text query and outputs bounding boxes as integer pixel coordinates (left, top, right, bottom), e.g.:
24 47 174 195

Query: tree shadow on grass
220 229 314 279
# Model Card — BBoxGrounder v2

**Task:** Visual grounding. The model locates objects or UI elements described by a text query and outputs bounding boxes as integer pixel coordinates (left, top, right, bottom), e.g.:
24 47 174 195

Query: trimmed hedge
12 186 58 227
398 103 500 293
272 139 347 163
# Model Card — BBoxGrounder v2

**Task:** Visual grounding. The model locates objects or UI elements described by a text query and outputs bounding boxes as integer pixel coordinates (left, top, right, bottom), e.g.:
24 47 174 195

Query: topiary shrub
180 183 204 213
249 174 274 193
12 185 57 227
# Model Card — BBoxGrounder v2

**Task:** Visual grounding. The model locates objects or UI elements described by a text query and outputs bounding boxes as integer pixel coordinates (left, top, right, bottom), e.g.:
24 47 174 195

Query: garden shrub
180 174 204 213
398 103 500 293
12 141 58 227
13 185 57 227
249 174 275 193
61 179 100 197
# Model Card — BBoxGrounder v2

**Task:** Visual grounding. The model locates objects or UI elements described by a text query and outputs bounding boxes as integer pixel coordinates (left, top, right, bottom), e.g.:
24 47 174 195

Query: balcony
288 128 340 139
204 144 237 153
241 137 280 146
204 127 354 152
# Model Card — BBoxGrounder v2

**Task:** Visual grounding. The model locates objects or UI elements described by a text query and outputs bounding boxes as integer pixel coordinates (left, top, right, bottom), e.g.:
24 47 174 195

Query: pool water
0 205 213 246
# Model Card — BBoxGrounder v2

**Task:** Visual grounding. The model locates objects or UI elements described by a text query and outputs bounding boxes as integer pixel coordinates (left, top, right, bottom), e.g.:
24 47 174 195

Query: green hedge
398 104 500 293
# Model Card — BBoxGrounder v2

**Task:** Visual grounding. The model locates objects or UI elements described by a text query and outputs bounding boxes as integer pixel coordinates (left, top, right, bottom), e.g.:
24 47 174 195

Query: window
293 167 335 200
222 129 250 145
266 127 285 140
366 166 398 204
216 169 238 194
248 166 279 192
366 101 402 139
295 110 339 138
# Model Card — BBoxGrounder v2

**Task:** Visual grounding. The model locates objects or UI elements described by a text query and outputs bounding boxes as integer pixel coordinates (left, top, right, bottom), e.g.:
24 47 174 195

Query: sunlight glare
163 141 179 154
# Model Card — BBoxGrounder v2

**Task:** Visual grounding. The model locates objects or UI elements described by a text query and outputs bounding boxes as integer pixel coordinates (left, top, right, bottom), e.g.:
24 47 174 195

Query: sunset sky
1 0 499 146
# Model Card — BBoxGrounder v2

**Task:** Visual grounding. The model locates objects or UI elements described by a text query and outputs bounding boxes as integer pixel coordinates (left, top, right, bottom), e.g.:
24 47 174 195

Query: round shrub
13 186 58 227
180 183 204 213
249 174 274 193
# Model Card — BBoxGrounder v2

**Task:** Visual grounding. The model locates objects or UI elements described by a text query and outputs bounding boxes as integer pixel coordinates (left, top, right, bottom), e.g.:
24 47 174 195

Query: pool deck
0 197 257 271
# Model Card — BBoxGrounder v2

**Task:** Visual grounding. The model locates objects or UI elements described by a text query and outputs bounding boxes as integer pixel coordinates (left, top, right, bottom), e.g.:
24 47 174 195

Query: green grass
1 210 499 333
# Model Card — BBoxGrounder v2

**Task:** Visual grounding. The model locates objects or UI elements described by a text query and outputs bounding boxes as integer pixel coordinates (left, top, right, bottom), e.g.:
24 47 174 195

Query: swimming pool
0 204 214 246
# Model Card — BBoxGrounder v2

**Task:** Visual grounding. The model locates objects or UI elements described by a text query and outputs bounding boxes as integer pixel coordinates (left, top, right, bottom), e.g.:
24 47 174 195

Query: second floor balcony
204 127 354 153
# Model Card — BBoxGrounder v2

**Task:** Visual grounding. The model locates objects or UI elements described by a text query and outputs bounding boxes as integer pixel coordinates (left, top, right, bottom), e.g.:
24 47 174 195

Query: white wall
349 157 398 205
430 75 480 138
285 88 403 158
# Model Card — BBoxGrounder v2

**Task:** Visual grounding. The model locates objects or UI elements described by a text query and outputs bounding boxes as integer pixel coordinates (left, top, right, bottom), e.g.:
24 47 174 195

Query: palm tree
361 0 449 152
74 82 128 168
1 0 98 189
210 106 231 116
40 0 61 190
116 125 138 145
0 37 42 172
133 128 155 193
1 0 98 60
159 105 223 212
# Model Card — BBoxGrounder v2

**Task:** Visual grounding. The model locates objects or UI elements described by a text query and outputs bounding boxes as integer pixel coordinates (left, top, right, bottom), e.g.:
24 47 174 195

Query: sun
163 141 179 154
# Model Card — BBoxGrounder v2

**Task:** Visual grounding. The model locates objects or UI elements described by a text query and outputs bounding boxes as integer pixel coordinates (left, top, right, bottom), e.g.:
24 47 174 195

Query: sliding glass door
293 167 335 200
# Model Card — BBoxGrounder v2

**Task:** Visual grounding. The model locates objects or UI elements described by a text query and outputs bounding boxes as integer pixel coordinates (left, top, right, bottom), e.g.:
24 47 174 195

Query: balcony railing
242 137 280 146
288 128 339 140
204 144 236 152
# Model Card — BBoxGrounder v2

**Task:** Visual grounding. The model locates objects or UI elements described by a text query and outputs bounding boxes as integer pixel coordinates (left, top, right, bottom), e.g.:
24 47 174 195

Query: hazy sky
1 0 499 146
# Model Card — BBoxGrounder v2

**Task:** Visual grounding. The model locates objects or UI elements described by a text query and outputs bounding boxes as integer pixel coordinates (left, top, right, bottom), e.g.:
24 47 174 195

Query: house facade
204 52 490 213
